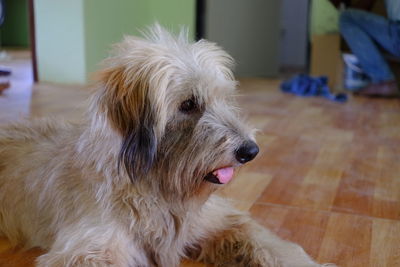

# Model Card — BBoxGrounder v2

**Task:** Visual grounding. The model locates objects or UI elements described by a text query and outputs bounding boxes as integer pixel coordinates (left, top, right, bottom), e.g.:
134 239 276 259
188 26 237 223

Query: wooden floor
1 53 400 267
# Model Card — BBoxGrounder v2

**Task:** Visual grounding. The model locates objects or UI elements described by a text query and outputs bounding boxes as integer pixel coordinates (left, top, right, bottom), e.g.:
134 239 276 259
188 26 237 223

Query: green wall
83 0 195 76
83 0 150 76
148 0 195 36
34 0 195 84
1 0 29 47
310 0 339 36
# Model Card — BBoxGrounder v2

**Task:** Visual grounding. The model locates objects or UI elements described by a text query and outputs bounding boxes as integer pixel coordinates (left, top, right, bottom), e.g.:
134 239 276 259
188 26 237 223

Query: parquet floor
1 53 400 267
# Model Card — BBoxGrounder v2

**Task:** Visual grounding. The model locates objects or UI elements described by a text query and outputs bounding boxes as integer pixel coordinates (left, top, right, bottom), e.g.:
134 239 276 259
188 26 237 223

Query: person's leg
339 9 396 83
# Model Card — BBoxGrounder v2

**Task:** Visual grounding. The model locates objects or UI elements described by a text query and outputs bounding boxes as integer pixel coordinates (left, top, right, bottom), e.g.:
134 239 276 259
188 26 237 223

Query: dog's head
96 25 258 199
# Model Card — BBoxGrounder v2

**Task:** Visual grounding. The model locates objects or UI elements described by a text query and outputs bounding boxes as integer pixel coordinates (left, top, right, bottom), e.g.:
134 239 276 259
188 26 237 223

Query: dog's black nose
235 141 259 164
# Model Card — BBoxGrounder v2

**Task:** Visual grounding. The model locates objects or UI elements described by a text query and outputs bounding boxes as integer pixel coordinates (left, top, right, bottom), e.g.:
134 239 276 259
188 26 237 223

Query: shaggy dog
0 26 335 267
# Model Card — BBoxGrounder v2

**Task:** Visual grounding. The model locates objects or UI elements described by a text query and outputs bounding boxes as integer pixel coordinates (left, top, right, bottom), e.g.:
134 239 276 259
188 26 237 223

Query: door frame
28 0 38 82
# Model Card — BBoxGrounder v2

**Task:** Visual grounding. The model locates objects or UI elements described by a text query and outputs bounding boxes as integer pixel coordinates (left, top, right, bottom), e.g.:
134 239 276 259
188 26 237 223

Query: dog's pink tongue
213 167 234 184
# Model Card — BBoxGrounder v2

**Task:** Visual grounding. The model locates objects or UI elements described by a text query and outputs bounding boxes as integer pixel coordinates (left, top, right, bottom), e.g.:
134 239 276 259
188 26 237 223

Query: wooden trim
195 0 206 40
28 0 38 82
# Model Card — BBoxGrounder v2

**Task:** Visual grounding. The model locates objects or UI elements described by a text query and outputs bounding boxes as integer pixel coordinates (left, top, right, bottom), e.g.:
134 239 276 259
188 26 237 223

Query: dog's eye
179 98 197 114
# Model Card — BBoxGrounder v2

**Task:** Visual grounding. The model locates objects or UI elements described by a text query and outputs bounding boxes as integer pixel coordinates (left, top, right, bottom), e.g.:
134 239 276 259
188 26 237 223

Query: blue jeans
339 9 400 83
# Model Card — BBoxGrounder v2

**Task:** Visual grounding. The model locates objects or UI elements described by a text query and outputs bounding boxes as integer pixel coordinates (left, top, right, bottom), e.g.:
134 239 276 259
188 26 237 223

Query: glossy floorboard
0 53 399 267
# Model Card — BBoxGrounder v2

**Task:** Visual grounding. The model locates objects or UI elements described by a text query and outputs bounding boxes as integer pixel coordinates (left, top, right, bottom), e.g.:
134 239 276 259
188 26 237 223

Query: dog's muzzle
235 141 259 164
204 141 259 185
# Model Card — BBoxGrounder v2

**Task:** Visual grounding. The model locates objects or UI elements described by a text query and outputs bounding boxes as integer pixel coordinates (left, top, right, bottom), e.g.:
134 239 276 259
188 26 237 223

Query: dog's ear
97 57 166 182
94 30 179 181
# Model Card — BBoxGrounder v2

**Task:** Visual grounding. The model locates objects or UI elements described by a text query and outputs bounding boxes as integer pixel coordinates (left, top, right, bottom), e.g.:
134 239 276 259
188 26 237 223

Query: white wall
280 0 309 69
34 0 195 84
34 0 86 84
205 0 281 77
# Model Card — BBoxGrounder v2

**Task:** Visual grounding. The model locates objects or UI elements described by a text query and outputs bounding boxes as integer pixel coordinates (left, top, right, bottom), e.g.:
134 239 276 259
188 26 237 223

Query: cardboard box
310 33 343 90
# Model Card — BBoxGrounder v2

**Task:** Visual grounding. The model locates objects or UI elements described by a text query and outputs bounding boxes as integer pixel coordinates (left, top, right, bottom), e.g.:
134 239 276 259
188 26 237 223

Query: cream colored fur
0 25 336 267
